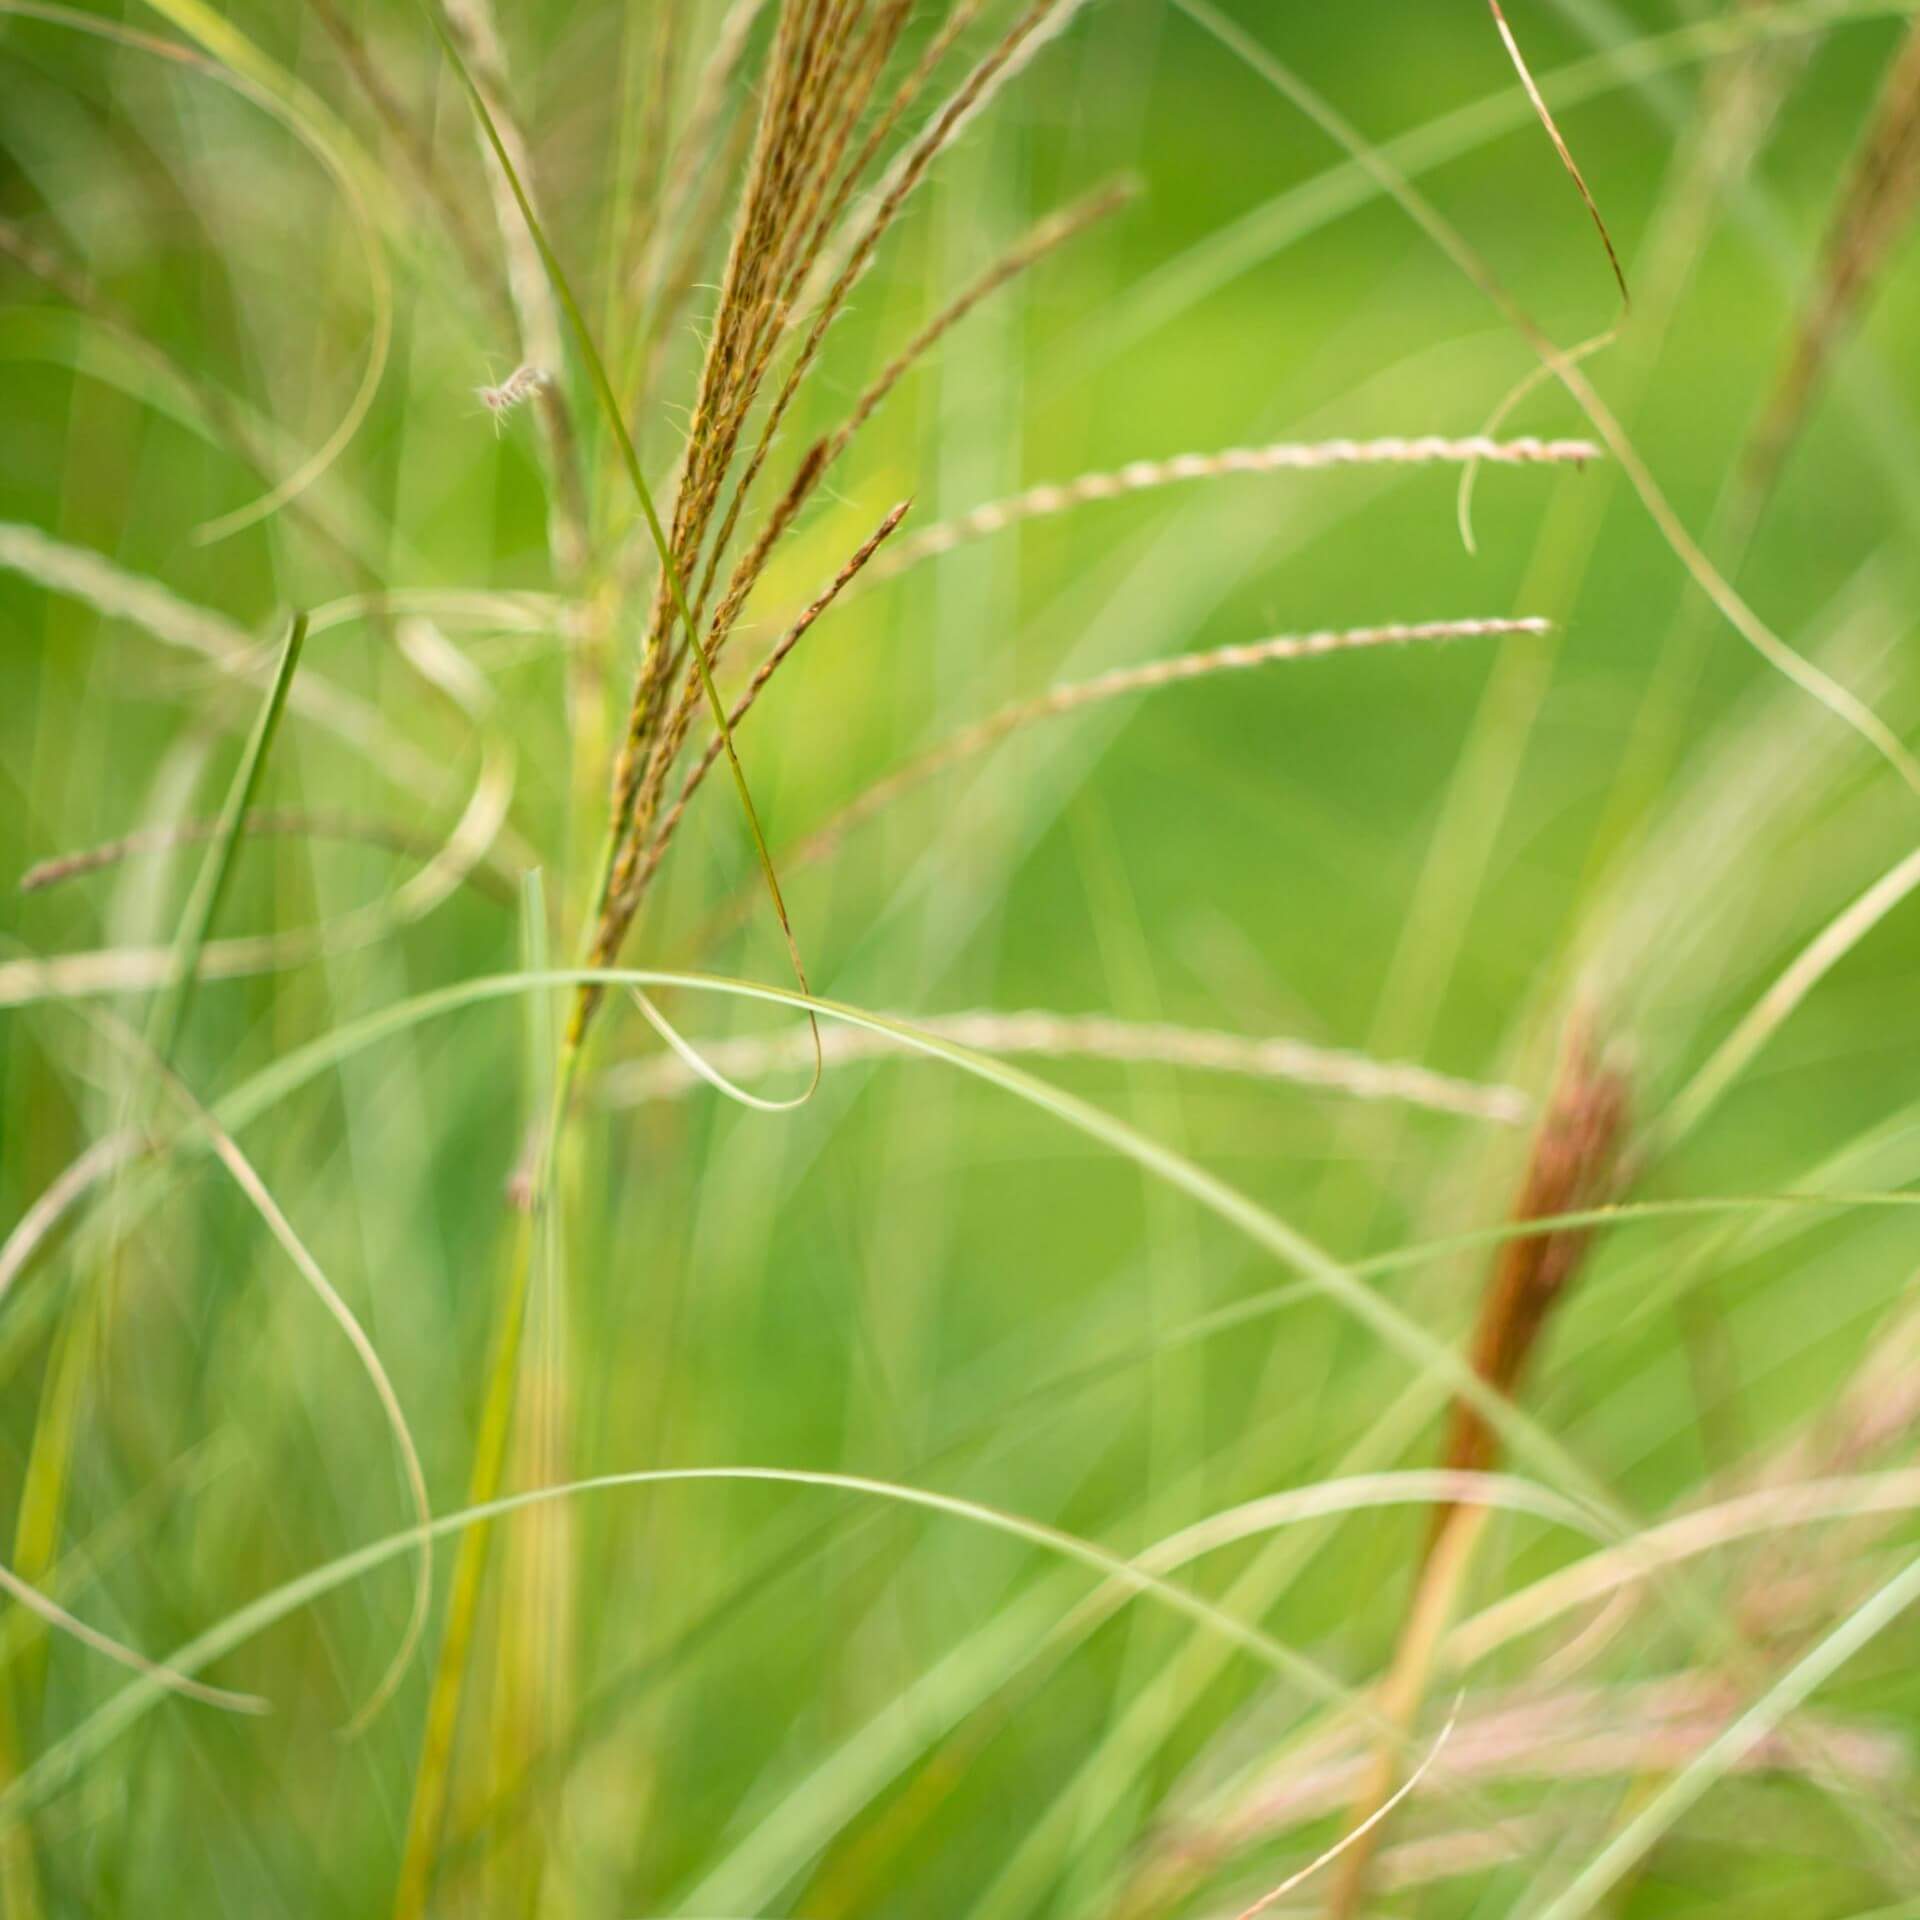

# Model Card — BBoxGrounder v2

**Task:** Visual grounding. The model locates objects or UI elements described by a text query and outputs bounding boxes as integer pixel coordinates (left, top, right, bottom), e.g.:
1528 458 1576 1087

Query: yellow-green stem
1323 1503 1490 1918
390 1033 582 1919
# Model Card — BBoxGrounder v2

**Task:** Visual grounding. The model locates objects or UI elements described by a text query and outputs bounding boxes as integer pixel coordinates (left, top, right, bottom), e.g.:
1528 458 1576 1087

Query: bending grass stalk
2 610 303 1899
1175 0 1920 800
844 1386 1468 1920
14 1034 1914 1388
1357 22 1844 1316
30 977 1904 1861
207 969 1625 1523
190 975 1920 1631
0 1133 141 1308
0 1464 1592 1839
72 1005 431 1737
629 987 817 1114
0 1556 264 1715
1236 1700 1462 1920
8 1129 1912 1489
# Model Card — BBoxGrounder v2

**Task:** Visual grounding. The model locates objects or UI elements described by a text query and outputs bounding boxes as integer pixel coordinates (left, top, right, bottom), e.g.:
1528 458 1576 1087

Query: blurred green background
5 0 1920 1913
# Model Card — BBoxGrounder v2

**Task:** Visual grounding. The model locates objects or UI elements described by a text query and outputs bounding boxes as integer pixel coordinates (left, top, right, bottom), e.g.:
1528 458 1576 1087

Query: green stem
395 17 823 1905
390 1032 581 1920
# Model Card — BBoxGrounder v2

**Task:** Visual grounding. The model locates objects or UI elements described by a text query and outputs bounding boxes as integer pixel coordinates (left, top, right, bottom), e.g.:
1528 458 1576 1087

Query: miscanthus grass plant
4 1 1920 1915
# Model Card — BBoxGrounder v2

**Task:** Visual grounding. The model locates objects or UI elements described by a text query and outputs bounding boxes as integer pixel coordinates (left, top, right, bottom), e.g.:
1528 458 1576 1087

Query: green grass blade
148 611 307 1069
1529 1543 1920 1920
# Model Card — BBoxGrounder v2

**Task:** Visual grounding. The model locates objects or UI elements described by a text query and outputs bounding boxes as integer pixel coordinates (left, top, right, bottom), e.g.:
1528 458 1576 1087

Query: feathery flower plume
476 362 550 422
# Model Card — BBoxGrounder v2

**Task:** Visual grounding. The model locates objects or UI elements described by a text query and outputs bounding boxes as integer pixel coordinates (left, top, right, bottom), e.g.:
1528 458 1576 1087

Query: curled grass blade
628 987 819 1113
76 1007 432 1736
0 1553 264 1715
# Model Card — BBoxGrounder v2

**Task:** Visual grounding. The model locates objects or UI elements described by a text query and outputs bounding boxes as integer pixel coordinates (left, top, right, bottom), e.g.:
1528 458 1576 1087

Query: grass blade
149 610 307 1068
